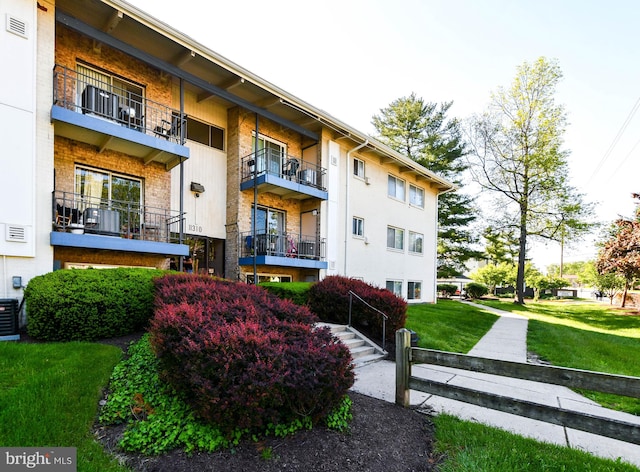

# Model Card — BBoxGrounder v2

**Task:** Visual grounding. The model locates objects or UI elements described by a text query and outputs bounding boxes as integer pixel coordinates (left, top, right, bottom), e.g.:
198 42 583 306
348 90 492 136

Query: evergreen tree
372 93 481 277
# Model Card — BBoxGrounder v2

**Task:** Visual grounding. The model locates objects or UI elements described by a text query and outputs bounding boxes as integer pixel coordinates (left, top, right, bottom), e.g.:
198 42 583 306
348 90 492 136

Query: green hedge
437 284 458 297
465 282 489 299
25 268 165 341
259 282 312 306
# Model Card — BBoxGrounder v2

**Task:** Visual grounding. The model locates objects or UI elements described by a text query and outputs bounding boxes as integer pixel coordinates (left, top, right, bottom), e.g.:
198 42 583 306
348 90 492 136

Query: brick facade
52 25 175 270
225 107 322 282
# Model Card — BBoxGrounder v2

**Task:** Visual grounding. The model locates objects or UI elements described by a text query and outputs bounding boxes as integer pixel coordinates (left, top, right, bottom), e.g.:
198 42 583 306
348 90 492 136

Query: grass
405 298 498 353
406 298 640 471
3 298 638 471
474 299 640 414
0 341 129 472
433 413 638 471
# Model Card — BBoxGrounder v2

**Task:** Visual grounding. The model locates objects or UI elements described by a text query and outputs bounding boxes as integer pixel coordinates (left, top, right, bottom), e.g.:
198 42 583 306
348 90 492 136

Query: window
253 134 286 175
408 281 422 300
409 184 425 208
75 166 142 231
387 226 404 250
386 280 402 297
388 175 405 201
75 166 141 206
352 217 364 237
77 63 144 119
353 158 365 178
186 116 224 150
247 274 292 284
409 231 424 254
251 205 286 235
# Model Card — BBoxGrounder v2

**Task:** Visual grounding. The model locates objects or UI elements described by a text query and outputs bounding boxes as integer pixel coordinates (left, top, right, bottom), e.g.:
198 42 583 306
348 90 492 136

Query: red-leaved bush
307 275 407 342
149 275 354 434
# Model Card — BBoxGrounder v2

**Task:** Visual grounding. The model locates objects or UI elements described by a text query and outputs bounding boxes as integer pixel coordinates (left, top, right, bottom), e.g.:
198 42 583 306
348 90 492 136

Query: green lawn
475 299 640 413
406 298 640 471
405 298 498 353
2 298 638 472
0 342 130 472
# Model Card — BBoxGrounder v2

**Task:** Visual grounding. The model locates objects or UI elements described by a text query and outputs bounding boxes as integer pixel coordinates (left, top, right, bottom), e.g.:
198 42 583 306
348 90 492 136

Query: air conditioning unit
0 299 19 340
299 169 317 186
83 208 120 236
82 85 119 120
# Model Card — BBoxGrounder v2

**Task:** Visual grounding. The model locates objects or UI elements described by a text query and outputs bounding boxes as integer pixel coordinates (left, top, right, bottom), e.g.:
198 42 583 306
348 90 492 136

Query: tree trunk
621 281 629 308
515 207 527 305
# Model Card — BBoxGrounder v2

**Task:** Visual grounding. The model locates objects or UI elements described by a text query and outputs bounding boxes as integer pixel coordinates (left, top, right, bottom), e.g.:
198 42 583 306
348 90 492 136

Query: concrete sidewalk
351 301 640 468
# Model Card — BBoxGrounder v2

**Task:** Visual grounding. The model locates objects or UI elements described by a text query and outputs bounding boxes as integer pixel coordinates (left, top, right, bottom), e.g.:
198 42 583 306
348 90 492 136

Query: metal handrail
239 230 325 261
240 149 327 191
53 190 184 243
52 64 187 143
348 290 389 353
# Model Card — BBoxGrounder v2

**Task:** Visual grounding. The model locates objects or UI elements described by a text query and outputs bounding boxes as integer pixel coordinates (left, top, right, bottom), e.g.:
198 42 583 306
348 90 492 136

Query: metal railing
52 64 187 143
348 290 389 353
240 230 325 261
241 149 327 191
53 190 184 243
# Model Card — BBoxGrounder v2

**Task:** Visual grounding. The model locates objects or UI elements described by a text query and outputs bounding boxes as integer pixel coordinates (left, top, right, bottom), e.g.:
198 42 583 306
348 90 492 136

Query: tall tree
372 93 482 277
467 57 593 304
483 226 519 265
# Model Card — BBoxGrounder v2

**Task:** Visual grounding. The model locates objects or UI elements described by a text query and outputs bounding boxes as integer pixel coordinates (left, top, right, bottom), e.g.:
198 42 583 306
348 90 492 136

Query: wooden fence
395 328 640 445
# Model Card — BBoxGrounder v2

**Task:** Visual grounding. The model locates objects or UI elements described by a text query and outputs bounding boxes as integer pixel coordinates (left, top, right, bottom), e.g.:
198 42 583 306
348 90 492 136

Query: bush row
149 274 354 434
307 275 407 343
25 268 164 341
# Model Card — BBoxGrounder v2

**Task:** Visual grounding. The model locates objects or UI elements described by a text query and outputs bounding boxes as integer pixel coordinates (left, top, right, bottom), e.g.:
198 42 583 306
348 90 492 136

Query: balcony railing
53 64 187 143
240 230 325 261
53 190 183 243
241 149 327 191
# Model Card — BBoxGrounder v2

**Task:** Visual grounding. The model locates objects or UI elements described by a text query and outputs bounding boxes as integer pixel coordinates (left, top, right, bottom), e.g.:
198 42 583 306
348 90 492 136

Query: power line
587 96 640 184
606 136 640 184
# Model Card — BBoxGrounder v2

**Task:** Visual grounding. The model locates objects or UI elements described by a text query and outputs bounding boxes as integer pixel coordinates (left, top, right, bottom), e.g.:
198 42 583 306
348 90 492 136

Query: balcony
51 190 188 256
240 149 328 200
238 230 327 269
51 64 189 170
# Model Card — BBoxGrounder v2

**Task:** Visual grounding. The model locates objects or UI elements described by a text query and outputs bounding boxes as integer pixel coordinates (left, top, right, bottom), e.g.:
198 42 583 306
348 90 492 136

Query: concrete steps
317 322 387 367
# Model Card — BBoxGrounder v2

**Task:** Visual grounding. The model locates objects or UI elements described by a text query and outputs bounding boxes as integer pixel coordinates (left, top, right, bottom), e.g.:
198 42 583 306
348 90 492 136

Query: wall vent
6 225 26 243
331 155 338 166
6 14 28 39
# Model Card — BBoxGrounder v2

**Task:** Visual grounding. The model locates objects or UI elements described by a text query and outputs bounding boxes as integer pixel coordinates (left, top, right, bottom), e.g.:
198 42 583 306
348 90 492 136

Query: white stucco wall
334 143 439 303
0 0 54 303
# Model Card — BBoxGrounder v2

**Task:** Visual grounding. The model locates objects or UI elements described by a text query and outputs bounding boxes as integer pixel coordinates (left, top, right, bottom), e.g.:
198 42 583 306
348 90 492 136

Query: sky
127 0 640 272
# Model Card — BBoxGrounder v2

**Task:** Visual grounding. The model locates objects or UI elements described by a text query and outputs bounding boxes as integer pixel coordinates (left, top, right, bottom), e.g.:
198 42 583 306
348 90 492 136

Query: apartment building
0 0 454 319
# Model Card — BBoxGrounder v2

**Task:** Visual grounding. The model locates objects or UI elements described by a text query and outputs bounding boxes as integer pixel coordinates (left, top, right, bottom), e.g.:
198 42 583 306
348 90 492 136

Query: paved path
351 300 640 468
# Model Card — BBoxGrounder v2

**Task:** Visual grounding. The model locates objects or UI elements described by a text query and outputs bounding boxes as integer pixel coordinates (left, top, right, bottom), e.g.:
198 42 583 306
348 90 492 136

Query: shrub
259 282 312 306
465 282 489 299
437 284 458 298
149 275 353 435
307 275 407 343
25 268 164 341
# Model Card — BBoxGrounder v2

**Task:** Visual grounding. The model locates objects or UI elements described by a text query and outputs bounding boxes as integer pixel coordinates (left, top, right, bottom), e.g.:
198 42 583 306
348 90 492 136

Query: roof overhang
54 0 456 192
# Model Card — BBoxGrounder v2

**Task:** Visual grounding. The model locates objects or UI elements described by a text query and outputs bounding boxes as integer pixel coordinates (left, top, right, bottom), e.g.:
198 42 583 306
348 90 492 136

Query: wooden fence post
396 328 411 407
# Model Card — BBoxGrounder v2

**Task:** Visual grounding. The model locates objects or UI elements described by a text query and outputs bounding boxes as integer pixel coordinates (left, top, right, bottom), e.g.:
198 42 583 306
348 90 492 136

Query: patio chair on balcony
119 105 144 131
154 114 187 142
55 203 81 231
283 158 300 180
